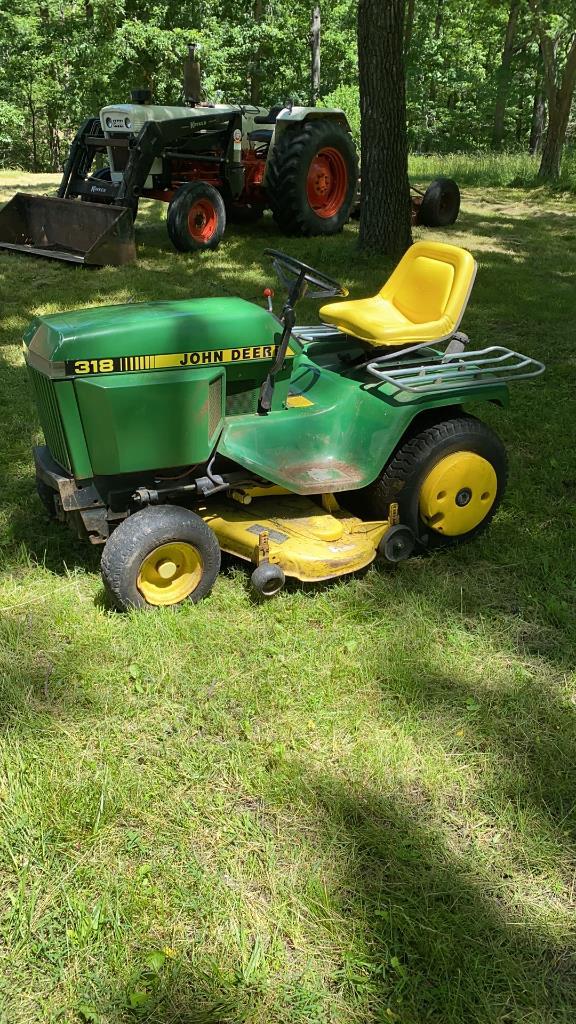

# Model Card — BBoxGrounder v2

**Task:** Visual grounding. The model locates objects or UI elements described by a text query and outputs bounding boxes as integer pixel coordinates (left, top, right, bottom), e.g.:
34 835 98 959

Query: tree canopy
1 0 574 177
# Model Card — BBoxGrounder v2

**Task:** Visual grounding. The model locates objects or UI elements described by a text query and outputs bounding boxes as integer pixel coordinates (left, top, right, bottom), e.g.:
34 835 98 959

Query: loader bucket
0 193 136 266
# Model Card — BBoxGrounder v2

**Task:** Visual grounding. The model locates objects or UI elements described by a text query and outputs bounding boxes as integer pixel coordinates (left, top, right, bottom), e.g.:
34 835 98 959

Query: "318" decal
72 358 115 374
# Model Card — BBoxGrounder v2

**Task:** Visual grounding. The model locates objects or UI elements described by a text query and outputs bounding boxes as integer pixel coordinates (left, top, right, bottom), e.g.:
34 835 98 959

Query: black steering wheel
265 248 348 300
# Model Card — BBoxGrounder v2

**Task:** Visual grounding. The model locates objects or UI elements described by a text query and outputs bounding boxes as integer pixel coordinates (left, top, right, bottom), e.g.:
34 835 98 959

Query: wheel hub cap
137 542 203 606
306 147 348 218
187 199 217 242
419 452 497 536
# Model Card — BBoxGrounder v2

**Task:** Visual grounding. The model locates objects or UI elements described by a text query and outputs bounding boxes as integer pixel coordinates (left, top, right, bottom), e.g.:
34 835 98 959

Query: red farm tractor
0 53 459 266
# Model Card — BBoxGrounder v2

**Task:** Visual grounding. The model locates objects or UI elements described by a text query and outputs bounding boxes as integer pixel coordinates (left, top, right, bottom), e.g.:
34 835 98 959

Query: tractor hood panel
24 298 281 370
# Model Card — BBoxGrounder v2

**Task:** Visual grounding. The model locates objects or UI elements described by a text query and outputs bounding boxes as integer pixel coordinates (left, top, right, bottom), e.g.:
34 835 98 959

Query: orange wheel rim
187 198 218 241
306 147 348 218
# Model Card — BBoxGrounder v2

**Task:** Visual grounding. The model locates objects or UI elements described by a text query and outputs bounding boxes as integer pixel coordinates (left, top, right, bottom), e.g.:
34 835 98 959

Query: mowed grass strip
0 172 575 1023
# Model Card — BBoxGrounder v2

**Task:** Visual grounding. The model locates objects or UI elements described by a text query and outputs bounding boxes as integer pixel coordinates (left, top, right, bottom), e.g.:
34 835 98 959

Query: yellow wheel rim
137 542 203 606
419 451 497 537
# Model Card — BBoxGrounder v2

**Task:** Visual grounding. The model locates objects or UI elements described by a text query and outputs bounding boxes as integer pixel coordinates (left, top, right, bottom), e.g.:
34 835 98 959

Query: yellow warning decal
65 344 295 377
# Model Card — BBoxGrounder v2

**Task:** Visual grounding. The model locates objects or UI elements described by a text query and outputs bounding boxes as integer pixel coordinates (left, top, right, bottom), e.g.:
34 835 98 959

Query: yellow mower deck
199 494 391 582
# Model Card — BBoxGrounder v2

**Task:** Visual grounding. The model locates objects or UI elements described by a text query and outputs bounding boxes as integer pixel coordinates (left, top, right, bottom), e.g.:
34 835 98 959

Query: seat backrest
380 240 477 330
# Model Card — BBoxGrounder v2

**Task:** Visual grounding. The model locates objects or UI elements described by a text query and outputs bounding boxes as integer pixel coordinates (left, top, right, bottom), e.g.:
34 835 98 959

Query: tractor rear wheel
418 177 460 227
358 416 507 551
101 505 221 610
167 182 226 252
267 120 358 236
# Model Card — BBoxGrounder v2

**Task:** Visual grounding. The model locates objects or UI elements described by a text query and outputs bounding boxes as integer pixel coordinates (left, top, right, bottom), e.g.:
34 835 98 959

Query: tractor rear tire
167 182 226 253
267 119 358 236
418 177 460 227
101 504 221 610
358 416 507 551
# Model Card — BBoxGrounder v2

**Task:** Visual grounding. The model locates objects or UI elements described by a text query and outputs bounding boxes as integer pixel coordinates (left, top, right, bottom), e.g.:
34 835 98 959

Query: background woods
1 0 575 182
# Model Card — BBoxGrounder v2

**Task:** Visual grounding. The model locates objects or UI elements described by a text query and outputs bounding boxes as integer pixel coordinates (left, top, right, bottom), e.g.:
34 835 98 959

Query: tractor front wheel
167 182 226 252
101 505 221 610
267 120 358 236
360 416 507 551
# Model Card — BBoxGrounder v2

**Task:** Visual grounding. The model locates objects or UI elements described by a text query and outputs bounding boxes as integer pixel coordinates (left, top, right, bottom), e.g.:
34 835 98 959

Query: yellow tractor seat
319 240 477 348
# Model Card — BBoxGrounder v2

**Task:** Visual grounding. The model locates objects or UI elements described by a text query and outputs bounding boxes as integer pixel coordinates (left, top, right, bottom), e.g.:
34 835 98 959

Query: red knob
263 287 274 298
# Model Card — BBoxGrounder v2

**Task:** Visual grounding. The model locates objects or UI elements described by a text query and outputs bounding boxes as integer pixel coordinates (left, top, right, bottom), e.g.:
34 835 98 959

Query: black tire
418 177 460 227
167 182 226 253
267 119 358 236
101 504 221 611
250 562 286 600
36 476 56 517
359 416 508 551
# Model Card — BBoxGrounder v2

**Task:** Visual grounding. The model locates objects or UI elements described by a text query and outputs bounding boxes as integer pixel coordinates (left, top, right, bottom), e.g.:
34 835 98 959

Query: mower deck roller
0 193 136 266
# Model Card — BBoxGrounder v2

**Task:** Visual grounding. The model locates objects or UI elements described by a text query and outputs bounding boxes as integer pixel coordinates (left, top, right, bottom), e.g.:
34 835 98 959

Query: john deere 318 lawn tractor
24 241 544 609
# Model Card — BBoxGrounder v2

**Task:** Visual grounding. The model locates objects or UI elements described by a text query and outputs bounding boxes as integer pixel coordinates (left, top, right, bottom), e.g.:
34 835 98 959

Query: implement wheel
360 416 507 551
167 182 226 252
267 119 358 236
101 505 221 610
418 177 460 227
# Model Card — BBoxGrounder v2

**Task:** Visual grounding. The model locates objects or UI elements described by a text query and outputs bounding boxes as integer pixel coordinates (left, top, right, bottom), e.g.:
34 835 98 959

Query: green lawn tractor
24 241 544 609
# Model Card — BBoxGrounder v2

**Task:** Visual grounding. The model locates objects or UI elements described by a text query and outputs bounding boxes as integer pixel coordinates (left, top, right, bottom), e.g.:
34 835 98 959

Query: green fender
217 355 509 494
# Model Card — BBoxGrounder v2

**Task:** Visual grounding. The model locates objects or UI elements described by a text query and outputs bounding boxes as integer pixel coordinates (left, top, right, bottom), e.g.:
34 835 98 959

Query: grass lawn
0 170 575 1024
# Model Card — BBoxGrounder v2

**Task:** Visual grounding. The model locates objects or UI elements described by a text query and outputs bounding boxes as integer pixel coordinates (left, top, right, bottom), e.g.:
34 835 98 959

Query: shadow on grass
82 767 575 1023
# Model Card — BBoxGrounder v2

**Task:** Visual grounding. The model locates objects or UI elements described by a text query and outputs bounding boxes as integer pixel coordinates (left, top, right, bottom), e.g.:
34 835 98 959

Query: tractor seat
248 128 274 144
319 240 477 348
253 104 283 125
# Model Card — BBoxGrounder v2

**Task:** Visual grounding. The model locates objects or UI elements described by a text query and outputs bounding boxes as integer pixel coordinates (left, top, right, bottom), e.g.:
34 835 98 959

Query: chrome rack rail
366 345 545 395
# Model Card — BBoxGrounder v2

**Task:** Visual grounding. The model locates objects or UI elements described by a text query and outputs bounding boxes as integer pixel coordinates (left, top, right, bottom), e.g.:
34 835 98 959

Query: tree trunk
310 5 321 106
250 0 264 105
404 0 415 56
28 90 38 172
529 0 576 180
428 0 444 103
529 65 546 155
358 0 412 254
538 93 573 179
492 0 520 146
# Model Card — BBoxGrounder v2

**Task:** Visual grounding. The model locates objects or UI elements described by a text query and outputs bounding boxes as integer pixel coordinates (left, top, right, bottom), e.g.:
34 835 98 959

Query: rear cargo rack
366 345 545 395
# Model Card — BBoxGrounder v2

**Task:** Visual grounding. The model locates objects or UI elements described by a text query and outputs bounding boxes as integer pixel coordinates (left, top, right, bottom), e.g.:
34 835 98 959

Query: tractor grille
208 375 223 437
226 382 258 416
27 367 71 472
106 131 131 172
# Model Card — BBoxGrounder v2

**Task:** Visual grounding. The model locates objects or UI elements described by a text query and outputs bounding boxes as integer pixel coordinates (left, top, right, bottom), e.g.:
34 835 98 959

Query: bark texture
358 0 412 254
310 5 321 106
529 1 576 180
492 0 521 145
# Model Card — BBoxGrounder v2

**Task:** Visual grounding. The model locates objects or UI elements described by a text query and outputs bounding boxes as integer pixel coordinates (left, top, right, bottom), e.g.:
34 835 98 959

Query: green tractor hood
24 297 284 376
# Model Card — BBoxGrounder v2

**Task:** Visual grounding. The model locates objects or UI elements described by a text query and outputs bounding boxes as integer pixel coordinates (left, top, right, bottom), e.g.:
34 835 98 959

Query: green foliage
1 0 573 171
319 84 360 145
